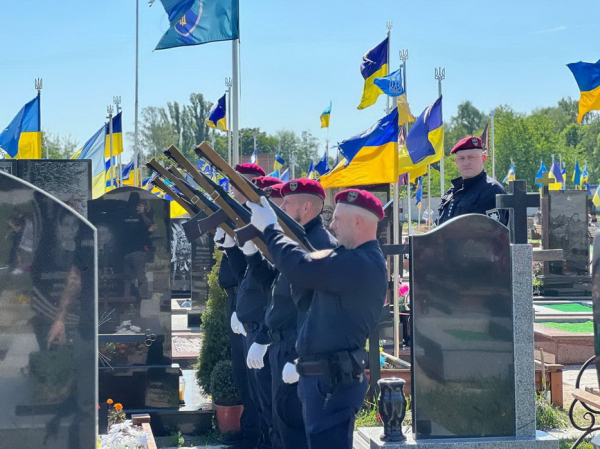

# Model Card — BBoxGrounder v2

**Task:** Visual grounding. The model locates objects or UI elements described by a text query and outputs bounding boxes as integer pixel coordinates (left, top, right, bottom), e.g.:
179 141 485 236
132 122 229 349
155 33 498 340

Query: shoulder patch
309 249 334 260
486 208 500 222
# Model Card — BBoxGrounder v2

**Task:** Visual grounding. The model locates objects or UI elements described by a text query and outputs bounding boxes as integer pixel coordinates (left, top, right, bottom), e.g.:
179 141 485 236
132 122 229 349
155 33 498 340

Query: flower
107 399 113 405
114 403 123 411
399 284 409 296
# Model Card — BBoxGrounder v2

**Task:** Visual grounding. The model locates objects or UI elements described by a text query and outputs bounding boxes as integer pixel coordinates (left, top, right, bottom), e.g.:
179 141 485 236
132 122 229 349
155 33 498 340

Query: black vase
378 377 407 441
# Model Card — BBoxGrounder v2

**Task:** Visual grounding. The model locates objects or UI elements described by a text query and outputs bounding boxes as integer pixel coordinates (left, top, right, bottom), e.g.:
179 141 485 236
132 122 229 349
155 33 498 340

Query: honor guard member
247 189 387 449
436 136 508 226
226 164 279 449
246 179 337 449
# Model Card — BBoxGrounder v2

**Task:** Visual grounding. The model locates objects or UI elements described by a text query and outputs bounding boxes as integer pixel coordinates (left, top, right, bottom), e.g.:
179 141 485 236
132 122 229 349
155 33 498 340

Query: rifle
149 176 196 216
193 141 315 252
161 146 272 259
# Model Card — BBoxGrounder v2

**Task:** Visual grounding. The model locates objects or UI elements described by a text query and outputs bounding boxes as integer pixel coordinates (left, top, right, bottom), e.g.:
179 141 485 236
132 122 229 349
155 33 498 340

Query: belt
225 287 239 295
296 349 368 382
243 322 260 333
268 329 295 343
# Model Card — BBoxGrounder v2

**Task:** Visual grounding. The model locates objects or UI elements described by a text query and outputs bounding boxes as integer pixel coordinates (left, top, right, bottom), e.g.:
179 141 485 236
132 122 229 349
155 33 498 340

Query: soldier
436 136 508 226
247 189 388 449
244 179 337 449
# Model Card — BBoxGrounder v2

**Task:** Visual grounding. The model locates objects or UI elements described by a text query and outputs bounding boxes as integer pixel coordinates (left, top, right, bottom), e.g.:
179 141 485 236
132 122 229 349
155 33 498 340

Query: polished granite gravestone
410 214 516 439
0 171 97 449
0 160 16 174
171 219 192 296
88 187 179 411
191 232 215 310
16 160 92 217
593 230 600 386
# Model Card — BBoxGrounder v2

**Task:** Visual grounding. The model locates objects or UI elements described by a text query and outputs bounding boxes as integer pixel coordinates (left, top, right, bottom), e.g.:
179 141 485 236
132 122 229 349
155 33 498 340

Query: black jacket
436 170 509 226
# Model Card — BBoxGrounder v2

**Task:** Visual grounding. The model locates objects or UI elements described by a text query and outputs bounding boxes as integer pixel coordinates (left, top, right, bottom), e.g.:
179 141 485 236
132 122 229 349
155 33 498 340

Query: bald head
281 193 324 226
330 203 379 249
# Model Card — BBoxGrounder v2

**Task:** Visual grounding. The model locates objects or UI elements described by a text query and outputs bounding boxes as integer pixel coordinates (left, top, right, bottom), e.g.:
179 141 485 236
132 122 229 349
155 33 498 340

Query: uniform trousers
297 373 367 449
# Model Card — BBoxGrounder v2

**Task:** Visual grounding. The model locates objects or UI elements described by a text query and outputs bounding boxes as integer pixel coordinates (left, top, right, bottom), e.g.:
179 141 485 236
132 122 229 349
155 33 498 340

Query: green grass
559 439 593 449
544 303 593 313
540 321 594 333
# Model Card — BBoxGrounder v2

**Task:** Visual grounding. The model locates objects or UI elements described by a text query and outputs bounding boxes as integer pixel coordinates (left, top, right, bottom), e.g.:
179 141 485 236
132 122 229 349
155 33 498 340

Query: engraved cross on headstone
535 171 553 197
496 180 540 244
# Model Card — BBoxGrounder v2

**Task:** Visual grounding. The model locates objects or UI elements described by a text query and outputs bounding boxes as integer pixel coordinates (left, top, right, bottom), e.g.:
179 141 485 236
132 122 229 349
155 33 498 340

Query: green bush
535 393 568 430
210 360 241 406
195 249 231 396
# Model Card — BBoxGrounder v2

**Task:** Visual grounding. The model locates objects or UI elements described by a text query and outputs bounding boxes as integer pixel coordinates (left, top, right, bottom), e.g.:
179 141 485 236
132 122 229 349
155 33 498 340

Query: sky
1 0 598 162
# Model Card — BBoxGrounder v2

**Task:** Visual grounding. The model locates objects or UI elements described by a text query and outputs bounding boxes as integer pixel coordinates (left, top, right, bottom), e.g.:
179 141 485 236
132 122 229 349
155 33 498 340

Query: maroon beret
334 189 384 221
281 179 326 200
252 176 283 189
450 136 484 154
235 163 266 177
264 183 284 198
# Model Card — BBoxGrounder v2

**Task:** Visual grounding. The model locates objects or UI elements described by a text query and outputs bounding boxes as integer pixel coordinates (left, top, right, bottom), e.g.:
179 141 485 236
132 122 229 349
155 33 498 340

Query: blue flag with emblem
155 0 240 50
314 150 330 176
374 68 405 97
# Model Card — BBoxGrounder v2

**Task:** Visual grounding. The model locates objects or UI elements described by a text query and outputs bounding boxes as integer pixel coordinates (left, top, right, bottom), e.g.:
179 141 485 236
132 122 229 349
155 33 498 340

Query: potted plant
210 360 243 434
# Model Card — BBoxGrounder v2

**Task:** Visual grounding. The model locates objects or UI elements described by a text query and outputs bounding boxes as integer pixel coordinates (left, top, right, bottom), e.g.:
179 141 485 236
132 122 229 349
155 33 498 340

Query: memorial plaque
171 219 192 295
0 171 97 448
0 160 15 175
17 160 92 217
411 214 515 439
548 190 589 275
191 232 215 308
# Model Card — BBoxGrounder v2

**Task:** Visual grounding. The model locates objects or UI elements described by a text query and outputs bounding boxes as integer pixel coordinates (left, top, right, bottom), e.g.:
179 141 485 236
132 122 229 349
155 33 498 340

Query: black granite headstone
592 230 600 386
0 171 97 448
0 160 15 175
89 187 179 410
410 214 515 439
191 232 215 309
16 160 92 217
171 219 192 295
548 190 589 275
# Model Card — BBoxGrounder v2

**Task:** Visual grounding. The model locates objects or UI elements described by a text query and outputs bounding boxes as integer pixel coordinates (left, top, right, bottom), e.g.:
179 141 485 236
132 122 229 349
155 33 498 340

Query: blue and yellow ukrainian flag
320 108 399 188
397 97 444 178
415 176 423 209
320 102 332 128
582 163 589 189
503 163 516 184
549 160 564 191
594 187 600 207
357 37 388 110
568 60 600 123
75 124 107 198
249 149 258 164
314 150 330 176
274 151 285 171
206 94 227 131
535 161 548 187
306 159 316 179
105 112 123 157
280 169 290 183
155 0 240 50
0 95 42 159
573 161 582 189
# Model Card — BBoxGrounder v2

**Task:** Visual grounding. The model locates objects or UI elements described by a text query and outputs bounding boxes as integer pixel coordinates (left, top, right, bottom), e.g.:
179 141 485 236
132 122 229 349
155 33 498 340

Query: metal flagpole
386 22 392 114
133 0 140 186
427 166 431 229
35 78 44 159
107 105 115 189
253 133 257 161
491 109 496 180
232 39 240 166
226 78 232 165
436 68 445 197
114 96 122 187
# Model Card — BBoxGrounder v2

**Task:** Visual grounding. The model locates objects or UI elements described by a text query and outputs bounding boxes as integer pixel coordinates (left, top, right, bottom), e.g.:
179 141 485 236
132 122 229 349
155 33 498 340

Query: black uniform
263 224 387 449
436 170 509 226
249 216 337 449
218 253 260 447
226 245 277 449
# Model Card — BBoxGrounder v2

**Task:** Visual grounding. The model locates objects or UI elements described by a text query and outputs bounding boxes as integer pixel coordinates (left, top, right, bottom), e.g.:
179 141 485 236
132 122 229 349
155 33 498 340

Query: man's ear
482 151 488 164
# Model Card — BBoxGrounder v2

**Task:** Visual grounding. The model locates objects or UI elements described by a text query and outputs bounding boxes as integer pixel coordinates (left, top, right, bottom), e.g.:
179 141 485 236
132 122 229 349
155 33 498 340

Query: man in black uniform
245 179 337 449
247 189 388 449
436 136 508 226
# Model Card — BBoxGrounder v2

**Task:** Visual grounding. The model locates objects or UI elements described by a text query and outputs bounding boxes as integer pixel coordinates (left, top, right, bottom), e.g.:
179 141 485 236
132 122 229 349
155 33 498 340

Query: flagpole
35 78 44 159
114 96 122 187
133 0 140 186
386 22 392 114
107 105 115 189
491 108 496 180
225 77 232 165
232 39 240 166
435 68 445 199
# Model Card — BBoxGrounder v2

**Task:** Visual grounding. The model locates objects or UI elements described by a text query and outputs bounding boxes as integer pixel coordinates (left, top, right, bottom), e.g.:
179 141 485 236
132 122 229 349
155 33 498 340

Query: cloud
530 25 567 35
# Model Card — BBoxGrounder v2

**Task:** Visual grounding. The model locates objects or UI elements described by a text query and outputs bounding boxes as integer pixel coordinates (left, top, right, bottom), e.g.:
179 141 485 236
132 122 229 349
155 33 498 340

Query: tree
43 131 79 159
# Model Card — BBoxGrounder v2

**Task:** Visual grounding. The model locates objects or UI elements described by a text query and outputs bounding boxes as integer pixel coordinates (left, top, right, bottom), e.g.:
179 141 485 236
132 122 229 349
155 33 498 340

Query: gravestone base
354 428 558 449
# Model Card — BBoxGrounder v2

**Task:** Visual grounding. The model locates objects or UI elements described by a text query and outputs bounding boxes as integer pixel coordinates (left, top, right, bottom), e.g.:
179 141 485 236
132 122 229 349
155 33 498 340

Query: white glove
241 240 258 256
214 227 226 245
282 362 300 384
246 197 278 232
222 231 236 248
230 312 247 336
246 342 269 369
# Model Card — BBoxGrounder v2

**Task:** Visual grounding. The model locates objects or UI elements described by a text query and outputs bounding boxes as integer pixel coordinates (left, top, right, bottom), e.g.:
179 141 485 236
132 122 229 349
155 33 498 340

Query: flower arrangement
98 420 148 449
398 283 410 311
107 399 126 427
